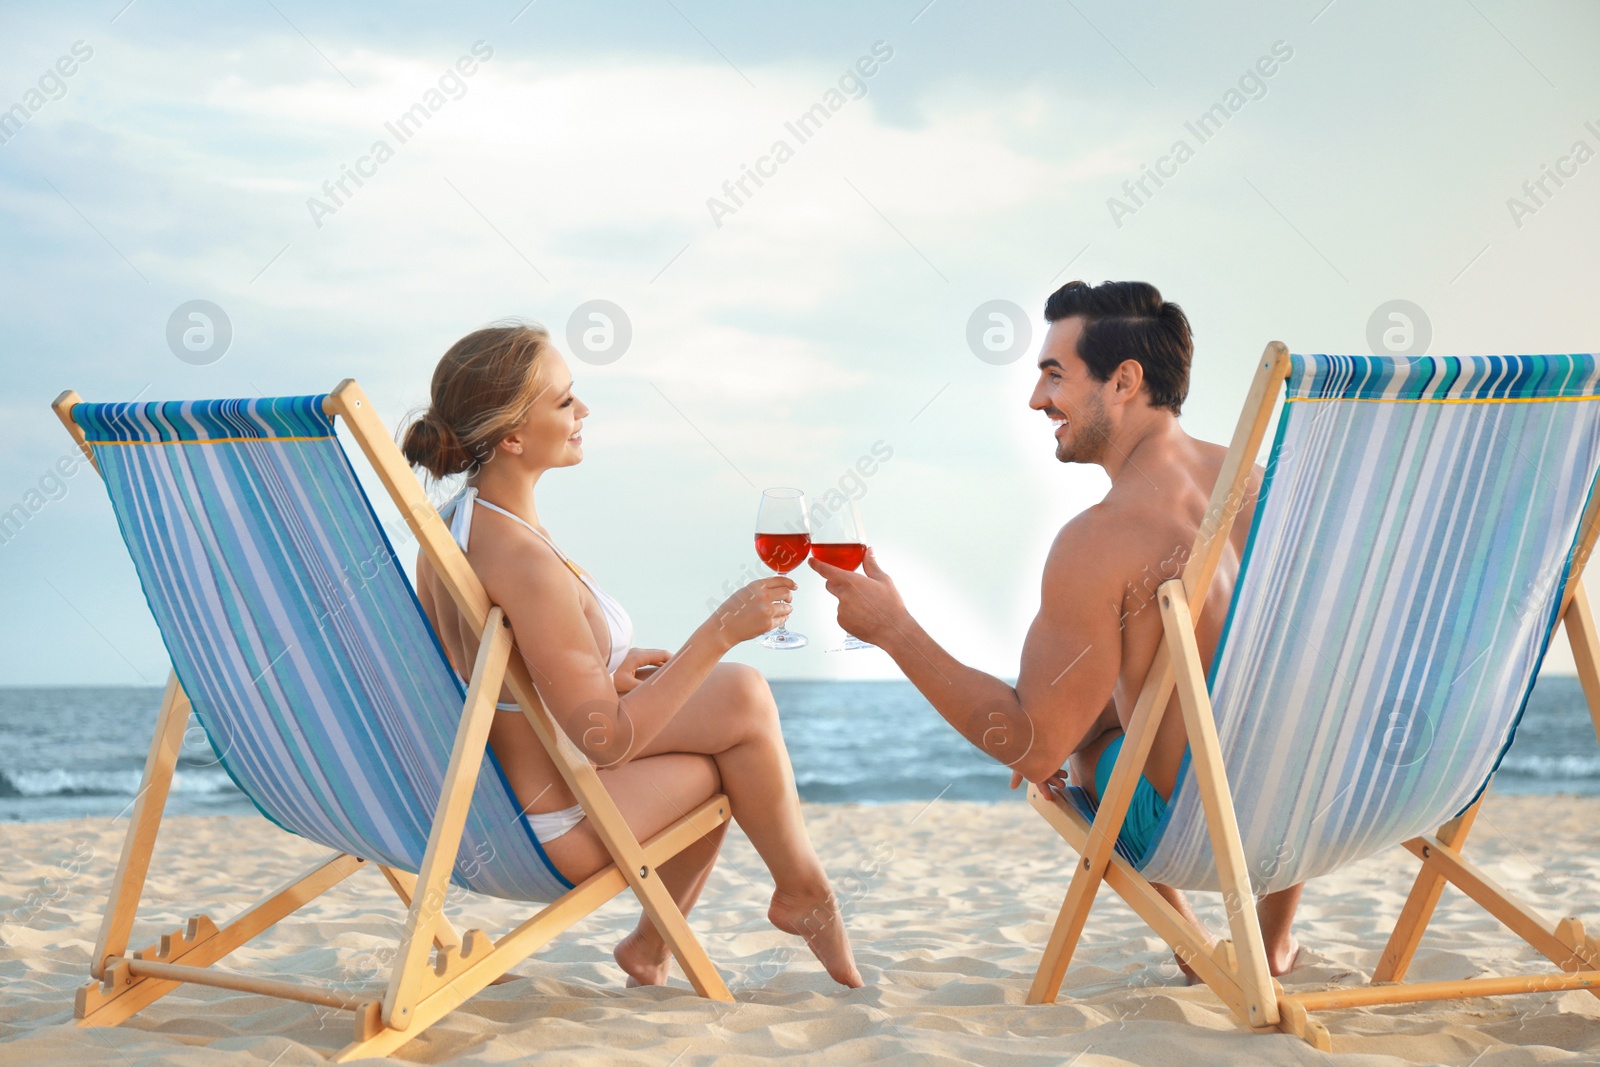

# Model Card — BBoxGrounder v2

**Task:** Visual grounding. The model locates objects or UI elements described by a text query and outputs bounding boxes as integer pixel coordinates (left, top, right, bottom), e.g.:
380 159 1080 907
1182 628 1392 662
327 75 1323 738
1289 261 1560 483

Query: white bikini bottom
492 698 588 844
521 803 586 844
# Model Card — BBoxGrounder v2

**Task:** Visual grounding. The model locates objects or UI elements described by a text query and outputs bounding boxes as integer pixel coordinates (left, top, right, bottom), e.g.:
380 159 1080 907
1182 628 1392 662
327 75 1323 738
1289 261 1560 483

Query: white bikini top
443 487 634 674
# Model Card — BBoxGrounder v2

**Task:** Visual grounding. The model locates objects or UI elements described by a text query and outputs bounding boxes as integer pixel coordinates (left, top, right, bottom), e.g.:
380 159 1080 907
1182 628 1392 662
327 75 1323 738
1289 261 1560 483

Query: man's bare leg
1151 883 1212 983
1153 883 1302 983
1064 724 1118 798
1256 884 1303 976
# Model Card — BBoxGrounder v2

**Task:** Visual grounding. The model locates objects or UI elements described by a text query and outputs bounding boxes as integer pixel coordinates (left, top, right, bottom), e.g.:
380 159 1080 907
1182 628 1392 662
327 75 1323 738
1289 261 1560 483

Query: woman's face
499 348 590 471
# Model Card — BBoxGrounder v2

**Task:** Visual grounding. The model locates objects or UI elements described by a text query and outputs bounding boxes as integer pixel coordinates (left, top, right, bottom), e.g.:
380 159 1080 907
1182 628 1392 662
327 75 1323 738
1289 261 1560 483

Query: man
809 279 1302 977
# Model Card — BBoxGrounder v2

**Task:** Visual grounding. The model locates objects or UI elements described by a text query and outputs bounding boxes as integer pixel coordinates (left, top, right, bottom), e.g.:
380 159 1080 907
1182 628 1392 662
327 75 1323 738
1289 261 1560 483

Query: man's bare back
1065 435 1263 798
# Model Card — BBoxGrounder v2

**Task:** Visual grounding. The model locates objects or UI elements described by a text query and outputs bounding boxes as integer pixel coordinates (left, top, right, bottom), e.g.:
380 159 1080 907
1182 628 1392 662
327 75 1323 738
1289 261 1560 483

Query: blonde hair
402 320 551 479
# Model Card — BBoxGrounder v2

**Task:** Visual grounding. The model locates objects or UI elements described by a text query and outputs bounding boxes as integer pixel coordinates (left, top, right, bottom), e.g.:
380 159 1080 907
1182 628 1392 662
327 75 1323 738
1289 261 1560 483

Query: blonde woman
402 321 862 989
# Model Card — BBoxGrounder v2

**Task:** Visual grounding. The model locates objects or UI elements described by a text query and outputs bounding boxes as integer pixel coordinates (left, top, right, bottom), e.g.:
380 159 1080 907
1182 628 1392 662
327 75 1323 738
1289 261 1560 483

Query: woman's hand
708 576 797 646
612 647 669 694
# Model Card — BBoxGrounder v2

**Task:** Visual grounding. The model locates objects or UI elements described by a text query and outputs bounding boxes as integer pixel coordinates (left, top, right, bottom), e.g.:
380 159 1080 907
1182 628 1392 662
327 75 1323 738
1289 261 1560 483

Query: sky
0 0 1597 685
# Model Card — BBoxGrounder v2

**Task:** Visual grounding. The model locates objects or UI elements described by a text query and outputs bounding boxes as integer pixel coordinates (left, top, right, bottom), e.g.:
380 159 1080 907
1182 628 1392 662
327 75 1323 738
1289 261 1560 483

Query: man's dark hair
1043 280 1192 415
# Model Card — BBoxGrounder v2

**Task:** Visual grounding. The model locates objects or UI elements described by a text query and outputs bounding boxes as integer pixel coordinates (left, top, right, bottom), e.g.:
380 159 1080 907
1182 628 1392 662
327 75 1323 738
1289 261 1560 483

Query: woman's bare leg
542 752 726 985
614 820 731 985
541 664 861 988
631 663 862 987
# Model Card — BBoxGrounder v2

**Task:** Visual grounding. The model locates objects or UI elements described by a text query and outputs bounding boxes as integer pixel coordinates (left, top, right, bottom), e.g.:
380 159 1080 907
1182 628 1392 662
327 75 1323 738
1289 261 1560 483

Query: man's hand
807 547 908 646
1012 768 1069 792
612 647 669 694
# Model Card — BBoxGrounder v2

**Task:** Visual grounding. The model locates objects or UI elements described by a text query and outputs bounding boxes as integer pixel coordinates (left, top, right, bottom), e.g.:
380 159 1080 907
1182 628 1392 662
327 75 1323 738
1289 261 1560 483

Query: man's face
1030 317 1113 464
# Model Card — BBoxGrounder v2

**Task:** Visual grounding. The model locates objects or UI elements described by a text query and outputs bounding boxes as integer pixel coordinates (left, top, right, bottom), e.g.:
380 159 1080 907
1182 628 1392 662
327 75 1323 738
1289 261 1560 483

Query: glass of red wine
811 498 873 651
754 487 811 650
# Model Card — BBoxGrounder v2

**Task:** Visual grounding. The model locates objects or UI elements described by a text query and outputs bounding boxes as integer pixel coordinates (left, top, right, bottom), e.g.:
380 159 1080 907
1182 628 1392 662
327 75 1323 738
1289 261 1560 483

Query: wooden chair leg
78 851 365 1027
380 865 525 987
1028 784 1259 1024
1160 580 1279 1028
1401 833 1600 986
337 795 732 1061
1372 799 1483 983
382 608 512 1031
379 867 461 951
1376 584 1600 983
1563 583 1600 752
90 672 192 979
1028 866 1107 1006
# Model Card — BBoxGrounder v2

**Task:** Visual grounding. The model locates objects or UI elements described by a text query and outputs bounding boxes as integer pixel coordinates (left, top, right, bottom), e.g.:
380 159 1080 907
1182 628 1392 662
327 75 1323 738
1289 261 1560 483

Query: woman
402 321 862 989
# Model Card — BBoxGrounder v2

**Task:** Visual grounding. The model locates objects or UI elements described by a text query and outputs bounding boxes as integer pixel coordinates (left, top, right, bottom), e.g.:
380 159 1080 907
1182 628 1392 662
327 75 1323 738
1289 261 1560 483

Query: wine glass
811 498 874 651
754 488 811 649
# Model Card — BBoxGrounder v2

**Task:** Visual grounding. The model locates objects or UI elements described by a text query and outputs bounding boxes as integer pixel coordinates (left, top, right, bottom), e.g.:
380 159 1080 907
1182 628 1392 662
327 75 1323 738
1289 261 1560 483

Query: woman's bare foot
768 885 864 988
613 928 673 987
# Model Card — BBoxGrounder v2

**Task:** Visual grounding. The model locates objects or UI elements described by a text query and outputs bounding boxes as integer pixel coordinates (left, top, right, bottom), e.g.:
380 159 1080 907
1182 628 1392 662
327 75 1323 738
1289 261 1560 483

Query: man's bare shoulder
1041 503 1145 600
1194 437 1267 497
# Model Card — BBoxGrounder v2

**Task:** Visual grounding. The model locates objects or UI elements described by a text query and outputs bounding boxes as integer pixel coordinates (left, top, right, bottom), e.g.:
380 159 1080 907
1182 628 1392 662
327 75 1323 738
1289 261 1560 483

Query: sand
2 794 1599 1065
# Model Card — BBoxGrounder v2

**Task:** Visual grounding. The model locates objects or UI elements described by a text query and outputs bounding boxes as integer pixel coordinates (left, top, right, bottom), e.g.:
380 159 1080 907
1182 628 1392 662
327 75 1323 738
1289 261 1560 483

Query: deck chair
52 381 733 1060
1025 344 1600 1049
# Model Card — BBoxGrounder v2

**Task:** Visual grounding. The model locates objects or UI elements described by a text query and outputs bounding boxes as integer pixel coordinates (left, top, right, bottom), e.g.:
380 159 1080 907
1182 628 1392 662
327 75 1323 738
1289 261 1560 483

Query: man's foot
613 928 672 987
1267 936 1301 977
1174 948 1205 985
769 885 864 988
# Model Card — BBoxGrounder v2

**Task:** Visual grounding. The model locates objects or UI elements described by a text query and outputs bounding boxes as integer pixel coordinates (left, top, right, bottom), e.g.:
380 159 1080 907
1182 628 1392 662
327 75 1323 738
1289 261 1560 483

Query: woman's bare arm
473 529 790 767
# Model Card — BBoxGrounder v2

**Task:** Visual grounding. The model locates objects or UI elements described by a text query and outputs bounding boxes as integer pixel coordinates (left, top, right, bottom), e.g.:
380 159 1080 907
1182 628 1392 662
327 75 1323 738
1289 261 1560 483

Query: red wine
811 542 865 570
754 532 810 573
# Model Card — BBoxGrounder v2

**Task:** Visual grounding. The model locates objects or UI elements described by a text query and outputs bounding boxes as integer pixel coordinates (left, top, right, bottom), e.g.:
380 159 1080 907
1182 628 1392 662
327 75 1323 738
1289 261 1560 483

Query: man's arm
809 516 1125 783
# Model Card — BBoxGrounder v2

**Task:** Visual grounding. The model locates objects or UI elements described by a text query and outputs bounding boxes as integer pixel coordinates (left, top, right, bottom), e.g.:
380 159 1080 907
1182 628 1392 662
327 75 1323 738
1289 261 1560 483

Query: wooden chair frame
1024 343 1600 1050
52 380 734 1061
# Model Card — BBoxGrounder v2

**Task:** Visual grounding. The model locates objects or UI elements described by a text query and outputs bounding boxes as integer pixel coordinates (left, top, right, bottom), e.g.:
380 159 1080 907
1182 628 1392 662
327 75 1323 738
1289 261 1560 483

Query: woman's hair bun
401 409 472 479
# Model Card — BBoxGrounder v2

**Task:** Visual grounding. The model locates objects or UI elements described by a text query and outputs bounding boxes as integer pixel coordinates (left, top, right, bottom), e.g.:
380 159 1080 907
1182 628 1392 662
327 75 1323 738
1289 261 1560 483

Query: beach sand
3 795 1598 1065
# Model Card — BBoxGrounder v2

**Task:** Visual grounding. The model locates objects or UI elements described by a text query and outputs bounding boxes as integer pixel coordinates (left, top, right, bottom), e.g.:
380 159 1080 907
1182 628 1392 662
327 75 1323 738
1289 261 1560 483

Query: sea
2 678 1598 823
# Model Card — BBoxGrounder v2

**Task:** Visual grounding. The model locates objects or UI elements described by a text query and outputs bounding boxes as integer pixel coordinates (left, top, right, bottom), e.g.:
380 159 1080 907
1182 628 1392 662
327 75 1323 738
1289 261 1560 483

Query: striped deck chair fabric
1114 353 1600 893
72 395 573 902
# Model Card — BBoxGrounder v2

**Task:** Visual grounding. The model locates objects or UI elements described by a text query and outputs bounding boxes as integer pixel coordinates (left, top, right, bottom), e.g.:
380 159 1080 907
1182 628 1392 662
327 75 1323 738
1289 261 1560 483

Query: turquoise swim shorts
1092 733 1170 861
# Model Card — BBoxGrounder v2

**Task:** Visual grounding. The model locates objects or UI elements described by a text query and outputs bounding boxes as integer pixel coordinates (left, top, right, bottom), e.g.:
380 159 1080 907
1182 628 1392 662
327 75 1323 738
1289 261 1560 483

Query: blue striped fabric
1137 354 1600 894
1288 352 1600 402
76 396 574 901
76 395 333 443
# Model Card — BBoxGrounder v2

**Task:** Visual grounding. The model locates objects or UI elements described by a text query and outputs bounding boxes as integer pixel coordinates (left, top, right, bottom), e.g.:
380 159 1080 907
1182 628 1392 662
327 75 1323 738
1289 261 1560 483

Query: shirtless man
809 279 1302 977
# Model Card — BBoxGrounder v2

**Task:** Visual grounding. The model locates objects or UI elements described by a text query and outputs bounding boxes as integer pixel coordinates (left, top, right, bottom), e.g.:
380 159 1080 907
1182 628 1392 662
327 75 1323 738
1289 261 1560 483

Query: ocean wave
0 767 239 799
1496 753 1600 779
